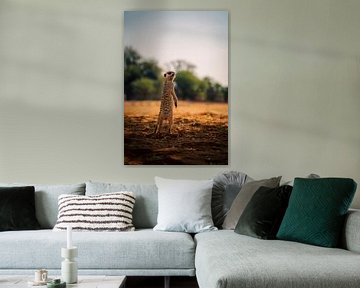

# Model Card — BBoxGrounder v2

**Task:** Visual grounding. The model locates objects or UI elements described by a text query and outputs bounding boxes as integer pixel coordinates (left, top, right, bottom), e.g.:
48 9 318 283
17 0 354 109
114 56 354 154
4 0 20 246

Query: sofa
0 179 360 288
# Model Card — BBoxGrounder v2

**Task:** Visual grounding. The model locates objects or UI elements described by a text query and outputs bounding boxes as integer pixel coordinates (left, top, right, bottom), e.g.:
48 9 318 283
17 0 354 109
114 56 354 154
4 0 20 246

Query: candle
67 225 72 249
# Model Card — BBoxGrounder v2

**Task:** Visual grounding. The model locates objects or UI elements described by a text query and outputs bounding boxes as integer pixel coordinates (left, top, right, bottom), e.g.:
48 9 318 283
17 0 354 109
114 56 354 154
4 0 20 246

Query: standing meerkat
154 71 178 134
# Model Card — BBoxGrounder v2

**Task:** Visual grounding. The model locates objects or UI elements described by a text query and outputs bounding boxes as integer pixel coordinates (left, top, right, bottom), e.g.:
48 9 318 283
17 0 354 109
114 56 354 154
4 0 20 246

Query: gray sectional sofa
1 181 360 288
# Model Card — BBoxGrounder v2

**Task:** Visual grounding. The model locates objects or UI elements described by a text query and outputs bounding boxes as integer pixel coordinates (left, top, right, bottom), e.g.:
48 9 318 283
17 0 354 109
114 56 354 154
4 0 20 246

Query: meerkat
154 71 178 134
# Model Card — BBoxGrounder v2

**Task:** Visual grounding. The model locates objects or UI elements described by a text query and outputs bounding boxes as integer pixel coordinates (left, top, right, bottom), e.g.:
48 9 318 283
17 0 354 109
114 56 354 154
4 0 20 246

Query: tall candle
67 225 72 249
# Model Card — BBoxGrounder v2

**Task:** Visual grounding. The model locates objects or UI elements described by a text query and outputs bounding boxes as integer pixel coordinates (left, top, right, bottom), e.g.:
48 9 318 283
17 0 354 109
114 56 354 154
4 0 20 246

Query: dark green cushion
277 178 357 247
235 185 292 239
0 186 41 231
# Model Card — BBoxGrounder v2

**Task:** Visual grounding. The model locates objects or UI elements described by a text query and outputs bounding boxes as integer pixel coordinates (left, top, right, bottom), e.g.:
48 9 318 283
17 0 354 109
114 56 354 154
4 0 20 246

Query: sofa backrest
0 183 86 229
86 181 158 229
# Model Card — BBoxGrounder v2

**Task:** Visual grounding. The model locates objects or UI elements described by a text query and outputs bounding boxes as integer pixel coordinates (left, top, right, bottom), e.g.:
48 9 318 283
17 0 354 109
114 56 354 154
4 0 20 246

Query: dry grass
124 100 228 165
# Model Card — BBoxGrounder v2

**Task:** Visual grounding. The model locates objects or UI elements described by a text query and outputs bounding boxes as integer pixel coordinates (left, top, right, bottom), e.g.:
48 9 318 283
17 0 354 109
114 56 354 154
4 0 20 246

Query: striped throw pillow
53 192 136 231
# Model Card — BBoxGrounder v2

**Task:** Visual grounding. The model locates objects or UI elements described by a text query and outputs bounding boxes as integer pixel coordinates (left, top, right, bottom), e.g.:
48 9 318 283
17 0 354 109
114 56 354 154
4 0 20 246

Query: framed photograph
124 11 228 165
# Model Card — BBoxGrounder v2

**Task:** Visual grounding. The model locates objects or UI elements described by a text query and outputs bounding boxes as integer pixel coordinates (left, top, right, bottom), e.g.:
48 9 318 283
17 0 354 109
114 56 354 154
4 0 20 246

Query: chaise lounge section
195 214 360 288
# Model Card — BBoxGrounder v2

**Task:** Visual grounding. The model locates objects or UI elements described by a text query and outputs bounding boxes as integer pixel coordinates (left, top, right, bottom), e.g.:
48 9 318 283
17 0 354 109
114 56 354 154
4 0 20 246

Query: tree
175 70 201 101
124 47 162 100
124 46 141 67
130 78 159 100
201 77 215 102
140 60 162 81
125 65 142 98
222 87 228 103
200 77 228 102
124 48 228 102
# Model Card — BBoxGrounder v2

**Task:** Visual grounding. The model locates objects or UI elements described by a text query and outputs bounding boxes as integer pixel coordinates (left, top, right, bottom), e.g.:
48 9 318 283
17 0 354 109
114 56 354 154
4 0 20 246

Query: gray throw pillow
212 171 250 228
153 177 217 233
222 176 281 230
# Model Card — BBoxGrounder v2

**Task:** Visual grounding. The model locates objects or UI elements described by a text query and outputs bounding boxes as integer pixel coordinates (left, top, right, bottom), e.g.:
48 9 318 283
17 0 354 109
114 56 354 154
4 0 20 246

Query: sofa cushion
212 171 249 228
342 209 360 253
277 178 357 247
0 229 195 272
153 177 216 233
0 183 86 229
0 186 40 231
53 192 136 232
86 181 157 229
234 185 292 239
222 176 281 229
195 230 360 288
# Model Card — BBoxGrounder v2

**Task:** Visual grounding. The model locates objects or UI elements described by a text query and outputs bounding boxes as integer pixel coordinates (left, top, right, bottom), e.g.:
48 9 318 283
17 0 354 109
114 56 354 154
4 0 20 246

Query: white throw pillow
153 177 217 233
53 192 135 232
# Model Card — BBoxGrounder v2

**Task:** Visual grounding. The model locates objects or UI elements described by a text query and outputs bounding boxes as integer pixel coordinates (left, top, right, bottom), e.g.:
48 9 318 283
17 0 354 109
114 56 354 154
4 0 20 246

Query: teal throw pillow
277 178 357 247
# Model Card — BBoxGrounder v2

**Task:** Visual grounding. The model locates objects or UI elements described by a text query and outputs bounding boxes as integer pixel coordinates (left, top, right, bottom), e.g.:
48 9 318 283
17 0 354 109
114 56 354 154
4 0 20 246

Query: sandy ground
124 100 228 165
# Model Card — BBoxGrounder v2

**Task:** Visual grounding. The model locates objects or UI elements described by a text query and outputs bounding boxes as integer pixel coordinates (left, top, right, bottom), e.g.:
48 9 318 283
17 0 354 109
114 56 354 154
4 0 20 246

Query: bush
130 78 160 100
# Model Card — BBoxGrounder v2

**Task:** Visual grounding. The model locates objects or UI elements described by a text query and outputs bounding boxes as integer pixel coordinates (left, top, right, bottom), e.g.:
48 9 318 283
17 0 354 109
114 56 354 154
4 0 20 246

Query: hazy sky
124 11 228 86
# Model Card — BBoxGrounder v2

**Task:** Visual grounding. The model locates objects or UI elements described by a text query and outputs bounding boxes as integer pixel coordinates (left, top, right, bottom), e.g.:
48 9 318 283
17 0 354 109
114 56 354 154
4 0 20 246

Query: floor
126 276 199 288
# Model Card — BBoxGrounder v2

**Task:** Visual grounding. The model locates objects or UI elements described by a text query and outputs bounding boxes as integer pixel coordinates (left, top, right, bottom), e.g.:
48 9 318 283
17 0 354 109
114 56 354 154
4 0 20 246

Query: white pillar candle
67 225 72 249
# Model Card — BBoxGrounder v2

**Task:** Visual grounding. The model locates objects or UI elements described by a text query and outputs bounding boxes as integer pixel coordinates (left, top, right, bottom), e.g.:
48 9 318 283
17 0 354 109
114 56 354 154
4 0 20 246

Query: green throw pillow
277 178 357 247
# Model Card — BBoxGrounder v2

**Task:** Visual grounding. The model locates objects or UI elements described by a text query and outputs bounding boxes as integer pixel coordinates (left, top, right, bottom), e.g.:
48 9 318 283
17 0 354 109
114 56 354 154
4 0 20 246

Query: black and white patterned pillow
53 192 136 231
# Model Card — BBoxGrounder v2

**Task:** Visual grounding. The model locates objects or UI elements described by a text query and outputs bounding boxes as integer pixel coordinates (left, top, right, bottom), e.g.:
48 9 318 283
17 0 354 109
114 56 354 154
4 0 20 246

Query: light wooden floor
126 276 199 288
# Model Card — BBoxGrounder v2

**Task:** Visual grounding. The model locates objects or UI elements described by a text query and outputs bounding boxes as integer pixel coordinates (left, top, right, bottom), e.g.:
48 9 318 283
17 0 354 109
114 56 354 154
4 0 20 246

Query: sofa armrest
342 209 360 253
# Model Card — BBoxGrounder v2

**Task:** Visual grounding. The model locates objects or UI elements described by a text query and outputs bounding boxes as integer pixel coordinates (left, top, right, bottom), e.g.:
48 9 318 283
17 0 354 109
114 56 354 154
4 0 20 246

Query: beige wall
0 0 359 207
